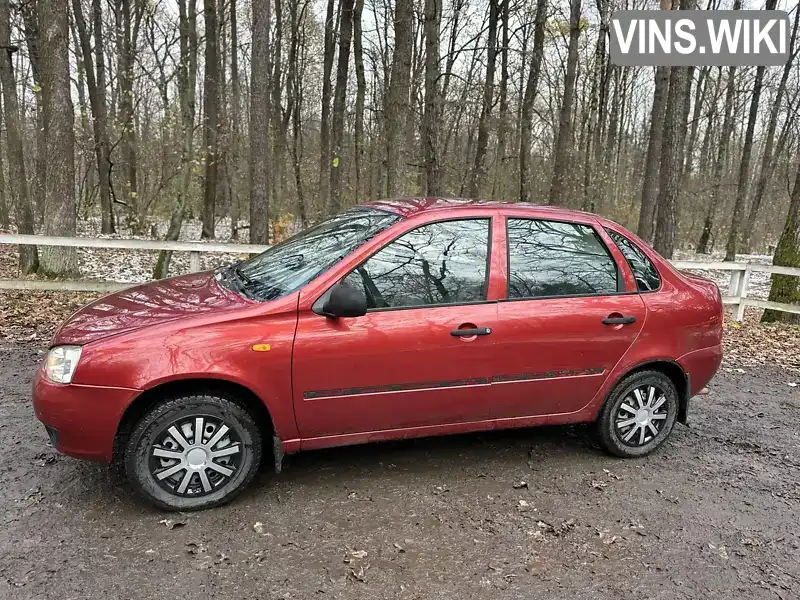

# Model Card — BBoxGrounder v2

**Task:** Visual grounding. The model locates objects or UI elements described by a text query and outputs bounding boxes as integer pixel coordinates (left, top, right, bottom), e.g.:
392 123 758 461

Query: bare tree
39 0 77 276
116 0 144 230
637 67 668 241
317 0 336 208
250 0 271 243
19 2 45 222
353 0 366 202
72 0 114 234
154 0 197 278
385 0 413 197
467 0 499 199
519 0 546 203
0 0 37 273
548 0 581 206
742 4 799 252
330 0 355 212
653 64 688 258
201 0 219 238
422 0 440 197
697 64 736 254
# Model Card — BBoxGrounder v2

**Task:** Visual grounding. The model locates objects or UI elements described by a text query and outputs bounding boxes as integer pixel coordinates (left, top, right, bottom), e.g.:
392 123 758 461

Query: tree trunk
72 0 115 234
697 65 736 254
743 2 798 252
491 0 509 200
518 0 546 203
20 2 46 224
39 0 77 276
353 0 366 202
467 0 498 199
637 67 668 241
249 0 271 243
422 0 440 197
201 0 219 239
329 0 355 212
385 0 413 197
724 64 765 260
581 0 609 212
653 63 689 259
317 0 335 209
0 0 37 273
723 0 754 261
682 65 709 179
154 0 197 278
229 0 240 239
270 0 285 211
548 0 581 206
762 161 800 323
118 0 141 230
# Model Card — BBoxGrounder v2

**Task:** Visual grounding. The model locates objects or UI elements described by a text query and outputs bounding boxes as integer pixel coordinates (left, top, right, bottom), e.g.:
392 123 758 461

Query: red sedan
33 198 723 510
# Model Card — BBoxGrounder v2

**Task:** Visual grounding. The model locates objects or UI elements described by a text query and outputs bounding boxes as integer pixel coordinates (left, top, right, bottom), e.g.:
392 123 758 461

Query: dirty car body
33 199 724 510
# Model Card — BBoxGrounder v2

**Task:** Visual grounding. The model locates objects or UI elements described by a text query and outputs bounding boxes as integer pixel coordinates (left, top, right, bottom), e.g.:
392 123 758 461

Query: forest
0 0 799 320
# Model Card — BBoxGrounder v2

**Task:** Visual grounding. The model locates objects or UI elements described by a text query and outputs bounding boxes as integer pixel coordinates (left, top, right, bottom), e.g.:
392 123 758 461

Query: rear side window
343 218 490 309
606 229 662 292
507 219 619 299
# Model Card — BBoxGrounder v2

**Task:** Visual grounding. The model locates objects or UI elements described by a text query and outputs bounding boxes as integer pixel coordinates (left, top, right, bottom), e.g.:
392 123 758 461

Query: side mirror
321 281 367 318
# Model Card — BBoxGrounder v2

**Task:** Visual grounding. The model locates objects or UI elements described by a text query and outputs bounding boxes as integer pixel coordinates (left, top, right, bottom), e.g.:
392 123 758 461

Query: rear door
490 217 646 418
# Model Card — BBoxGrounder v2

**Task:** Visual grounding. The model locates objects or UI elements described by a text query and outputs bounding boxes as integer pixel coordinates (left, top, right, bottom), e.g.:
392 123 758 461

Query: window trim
503 217 630 302
604 228 663 294
314 216 494 314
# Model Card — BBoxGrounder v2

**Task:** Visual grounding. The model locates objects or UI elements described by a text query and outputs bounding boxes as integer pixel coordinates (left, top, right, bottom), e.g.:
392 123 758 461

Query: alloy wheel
614 384 669 447
149 415 242 497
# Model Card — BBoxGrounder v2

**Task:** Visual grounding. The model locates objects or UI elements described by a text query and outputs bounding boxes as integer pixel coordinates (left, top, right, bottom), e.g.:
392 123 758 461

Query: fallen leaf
159 518 185 530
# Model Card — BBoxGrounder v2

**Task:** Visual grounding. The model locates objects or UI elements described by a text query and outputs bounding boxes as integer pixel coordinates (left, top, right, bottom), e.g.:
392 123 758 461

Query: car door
490 217 646 418
292 217 500 439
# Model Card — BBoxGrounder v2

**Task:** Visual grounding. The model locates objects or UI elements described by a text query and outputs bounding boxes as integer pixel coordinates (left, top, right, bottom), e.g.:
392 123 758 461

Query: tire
595 370 679 458
124 394 262 511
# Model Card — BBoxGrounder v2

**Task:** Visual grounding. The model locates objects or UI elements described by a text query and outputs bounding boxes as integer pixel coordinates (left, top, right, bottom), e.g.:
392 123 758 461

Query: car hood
53 271 252 346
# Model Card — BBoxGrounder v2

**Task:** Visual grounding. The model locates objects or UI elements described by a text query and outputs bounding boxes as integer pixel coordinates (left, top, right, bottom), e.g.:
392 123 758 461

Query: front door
292 218 499 439
490 217 646 418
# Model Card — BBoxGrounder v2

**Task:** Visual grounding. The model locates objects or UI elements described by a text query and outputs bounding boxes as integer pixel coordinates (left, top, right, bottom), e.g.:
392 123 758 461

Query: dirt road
1 342 798 599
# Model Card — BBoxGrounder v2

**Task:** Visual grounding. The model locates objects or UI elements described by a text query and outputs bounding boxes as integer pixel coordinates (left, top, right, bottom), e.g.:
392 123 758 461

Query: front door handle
602 316 637 325
451 327 492 337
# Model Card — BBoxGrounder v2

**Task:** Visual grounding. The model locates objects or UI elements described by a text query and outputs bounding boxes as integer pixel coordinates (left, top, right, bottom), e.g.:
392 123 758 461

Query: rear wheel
596 370 678 458
124 394 262 511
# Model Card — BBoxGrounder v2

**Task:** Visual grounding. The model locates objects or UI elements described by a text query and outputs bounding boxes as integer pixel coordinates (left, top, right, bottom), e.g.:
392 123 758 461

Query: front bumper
32 370 140 462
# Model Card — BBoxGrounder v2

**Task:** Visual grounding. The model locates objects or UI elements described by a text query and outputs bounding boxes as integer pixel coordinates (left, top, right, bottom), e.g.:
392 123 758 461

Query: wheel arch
606 359 690 424
114 377 276 463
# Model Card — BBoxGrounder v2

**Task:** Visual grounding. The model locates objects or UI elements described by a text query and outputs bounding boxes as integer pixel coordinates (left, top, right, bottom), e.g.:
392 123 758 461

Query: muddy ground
1 343 798 600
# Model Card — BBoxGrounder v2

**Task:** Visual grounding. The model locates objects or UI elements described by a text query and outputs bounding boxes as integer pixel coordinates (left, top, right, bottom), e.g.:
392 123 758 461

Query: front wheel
124 394 262 511
596 370 679 458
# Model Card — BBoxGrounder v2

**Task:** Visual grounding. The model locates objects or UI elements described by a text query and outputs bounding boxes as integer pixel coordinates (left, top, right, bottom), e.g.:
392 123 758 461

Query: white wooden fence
1 233 799 322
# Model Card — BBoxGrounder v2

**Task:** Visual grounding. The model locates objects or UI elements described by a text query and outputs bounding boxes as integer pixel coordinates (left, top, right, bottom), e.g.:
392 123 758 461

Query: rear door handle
602 316 637 325
451 327 492 337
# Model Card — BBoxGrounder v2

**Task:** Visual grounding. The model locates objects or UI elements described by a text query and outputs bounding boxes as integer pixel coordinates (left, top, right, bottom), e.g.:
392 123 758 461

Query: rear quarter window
606 229 662 292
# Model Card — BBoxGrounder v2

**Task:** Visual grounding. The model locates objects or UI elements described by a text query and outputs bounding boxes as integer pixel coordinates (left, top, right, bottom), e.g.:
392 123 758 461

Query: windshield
228 207 401 301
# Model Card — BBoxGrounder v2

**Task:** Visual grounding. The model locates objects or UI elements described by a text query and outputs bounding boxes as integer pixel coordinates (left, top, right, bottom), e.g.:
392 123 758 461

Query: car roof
365 197 602 222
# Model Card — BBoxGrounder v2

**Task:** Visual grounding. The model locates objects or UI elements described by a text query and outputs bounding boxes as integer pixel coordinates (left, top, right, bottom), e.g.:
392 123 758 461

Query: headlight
44 346 82 384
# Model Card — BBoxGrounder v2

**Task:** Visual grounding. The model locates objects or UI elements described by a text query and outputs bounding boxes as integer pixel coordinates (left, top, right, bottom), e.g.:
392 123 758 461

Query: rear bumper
678 344 723 397
32 370 140 462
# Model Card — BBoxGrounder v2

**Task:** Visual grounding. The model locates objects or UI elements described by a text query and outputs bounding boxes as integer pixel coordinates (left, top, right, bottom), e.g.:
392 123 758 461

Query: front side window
507 219 618 299
607 229 662 292
342 219 490 309
229 208 400 301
